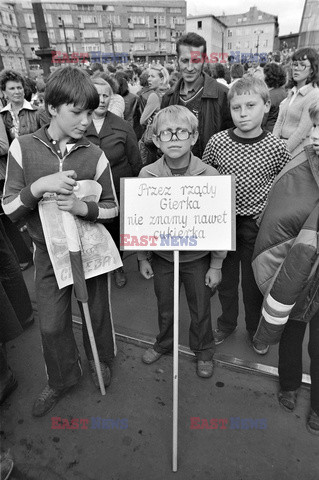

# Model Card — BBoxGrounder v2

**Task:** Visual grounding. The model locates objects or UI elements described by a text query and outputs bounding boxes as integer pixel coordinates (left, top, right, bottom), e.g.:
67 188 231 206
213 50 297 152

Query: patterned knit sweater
202 128 291 216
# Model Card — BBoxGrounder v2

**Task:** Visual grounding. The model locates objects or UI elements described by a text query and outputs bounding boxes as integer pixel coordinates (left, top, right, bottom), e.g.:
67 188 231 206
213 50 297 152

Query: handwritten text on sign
120 176 235 251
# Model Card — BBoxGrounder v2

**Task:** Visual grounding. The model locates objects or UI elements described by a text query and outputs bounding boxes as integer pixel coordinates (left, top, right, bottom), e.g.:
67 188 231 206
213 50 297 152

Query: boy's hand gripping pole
61 211 106 396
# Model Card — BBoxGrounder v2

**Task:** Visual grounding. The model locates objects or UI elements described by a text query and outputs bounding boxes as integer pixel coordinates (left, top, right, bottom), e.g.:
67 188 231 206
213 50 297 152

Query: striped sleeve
90 151 118 222
2 138 40 222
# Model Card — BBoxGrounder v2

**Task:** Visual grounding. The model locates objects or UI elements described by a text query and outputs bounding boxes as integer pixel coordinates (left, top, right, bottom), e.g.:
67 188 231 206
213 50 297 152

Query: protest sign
120 175 235 472
39 179 122 290
120 175 235 251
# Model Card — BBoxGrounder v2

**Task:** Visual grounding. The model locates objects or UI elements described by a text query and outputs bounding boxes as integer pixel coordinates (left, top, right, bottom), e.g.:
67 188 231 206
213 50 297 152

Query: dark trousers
152 254 215 361
1 214 33 264
217 215 263 336
279 316 319 415
34 242 116 390
0 216 33 339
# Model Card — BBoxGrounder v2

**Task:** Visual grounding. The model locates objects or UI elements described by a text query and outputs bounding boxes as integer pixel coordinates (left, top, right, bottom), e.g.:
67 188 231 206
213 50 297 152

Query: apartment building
0 3 27 73
13 0 186 68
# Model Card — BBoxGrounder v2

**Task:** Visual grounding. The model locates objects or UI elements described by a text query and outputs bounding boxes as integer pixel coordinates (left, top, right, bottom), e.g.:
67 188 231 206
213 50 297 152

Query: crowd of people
1 31 319 444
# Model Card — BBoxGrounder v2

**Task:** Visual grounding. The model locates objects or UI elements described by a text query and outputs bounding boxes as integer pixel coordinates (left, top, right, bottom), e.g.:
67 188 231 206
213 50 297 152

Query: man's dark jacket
161 73 233 157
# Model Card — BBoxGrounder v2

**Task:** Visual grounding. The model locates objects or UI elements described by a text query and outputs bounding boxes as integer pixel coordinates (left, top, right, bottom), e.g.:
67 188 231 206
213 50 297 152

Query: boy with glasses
138 105 226 378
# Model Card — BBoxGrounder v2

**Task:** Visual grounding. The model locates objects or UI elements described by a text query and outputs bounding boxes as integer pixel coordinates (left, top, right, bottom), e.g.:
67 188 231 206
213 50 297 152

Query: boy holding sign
138 105 226 378
202 76 291 353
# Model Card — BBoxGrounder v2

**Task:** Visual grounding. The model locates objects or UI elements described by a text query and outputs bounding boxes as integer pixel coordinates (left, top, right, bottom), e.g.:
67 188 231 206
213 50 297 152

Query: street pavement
1 253 317 480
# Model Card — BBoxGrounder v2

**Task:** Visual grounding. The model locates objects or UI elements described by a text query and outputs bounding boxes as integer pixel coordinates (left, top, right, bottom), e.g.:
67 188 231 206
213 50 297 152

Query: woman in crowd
262 62 287 132
0 69 47 271
85 77 142 288
273 47 319 157
115 72 138 128
139 64 169 165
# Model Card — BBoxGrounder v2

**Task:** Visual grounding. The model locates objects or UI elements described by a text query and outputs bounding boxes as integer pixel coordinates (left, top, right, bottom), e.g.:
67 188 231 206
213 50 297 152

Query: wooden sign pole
172 250 179 472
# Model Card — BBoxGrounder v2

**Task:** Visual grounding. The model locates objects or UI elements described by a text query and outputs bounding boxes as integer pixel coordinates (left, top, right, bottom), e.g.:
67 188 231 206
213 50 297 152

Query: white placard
120 175 235 251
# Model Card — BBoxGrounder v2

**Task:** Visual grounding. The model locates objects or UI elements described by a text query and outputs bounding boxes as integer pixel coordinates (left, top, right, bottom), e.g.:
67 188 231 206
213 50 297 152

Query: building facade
298 0 319 49
217 6 279 58
12 0 186 69
0 3 27 73
186 15 227 60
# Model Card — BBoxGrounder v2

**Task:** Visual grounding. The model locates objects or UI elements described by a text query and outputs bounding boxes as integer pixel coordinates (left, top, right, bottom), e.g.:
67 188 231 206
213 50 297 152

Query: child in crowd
252 103 319 434
2 67 119 417
138 105 226 379
202 76 291 354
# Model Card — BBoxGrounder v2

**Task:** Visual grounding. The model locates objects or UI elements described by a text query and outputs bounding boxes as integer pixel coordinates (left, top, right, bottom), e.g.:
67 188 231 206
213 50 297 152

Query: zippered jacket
2 126 118 244
252 145 319 344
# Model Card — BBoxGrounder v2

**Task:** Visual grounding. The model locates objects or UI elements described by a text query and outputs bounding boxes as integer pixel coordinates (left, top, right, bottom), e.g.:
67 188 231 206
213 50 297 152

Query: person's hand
56 193 88 216
205 268 222 291
139 259 154 279
31 170 77 198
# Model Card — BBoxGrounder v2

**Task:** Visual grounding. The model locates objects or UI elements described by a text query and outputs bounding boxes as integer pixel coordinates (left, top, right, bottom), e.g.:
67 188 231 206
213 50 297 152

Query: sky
187 0 306 36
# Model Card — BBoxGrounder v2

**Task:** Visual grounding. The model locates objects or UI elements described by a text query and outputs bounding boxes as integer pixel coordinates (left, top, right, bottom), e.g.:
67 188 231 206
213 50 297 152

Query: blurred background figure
85 77 142 288
262 63 287 133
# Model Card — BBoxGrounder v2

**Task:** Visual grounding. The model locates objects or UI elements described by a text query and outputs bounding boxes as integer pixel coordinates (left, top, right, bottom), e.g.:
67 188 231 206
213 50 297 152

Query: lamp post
58 17 69 57
254 29 264 55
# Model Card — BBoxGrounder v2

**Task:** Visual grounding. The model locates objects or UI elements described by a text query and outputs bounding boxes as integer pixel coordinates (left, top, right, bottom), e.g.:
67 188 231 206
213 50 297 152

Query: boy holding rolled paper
2 67 119 416
138 105 226 378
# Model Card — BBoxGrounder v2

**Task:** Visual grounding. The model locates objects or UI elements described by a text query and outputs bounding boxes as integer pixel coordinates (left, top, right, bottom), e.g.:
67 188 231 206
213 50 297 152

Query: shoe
32 385 66 417
20 259 33 271
278 389 298 412
197 360 214 378
114 268 127 288
252 340 269 355
0 373 18 405
213 327 236 345
307 409 319 435
89 360 111 389
142 348 163 364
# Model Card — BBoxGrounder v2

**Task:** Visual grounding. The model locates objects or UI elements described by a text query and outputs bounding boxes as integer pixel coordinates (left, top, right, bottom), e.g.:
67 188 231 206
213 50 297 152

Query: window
237 18 242 23
82 29 99 38
263 39 268 47
243 17 247 21
130 7 144 12
170 8 182 13
258 15 263 20
197 21 202 30
65 29 75 40
24 13 34 29
145 7 165 13
103 6 114 11
227 42 232 49
159 16 166 25
228 30 232 37
59 14 72 25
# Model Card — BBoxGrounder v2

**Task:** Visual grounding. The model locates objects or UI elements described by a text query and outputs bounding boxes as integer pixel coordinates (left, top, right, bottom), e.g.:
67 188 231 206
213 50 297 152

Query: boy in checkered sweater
202 76 291 354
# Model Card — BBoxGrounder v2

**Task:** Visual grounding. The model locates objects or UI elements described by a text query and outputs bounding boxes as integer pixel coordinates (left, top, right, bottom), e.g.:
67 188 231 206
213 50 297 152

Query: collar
143 152 208 177
33 125 91 149
179 74 204 96
290 83 317 97
1 99 35 113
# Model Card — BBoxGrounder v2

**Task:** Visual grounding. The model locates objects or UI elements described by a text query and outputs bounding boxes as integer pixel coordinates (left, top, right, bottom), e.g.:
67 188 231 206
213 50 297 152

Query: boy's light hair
309 103 319 123
152 105 198 135
228 75 270 104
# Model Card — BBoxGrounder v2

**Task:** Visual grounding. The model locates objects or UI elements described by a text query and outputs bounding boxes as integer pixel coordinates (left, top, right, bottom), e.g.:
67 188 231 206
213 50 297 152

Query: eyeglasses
292 61 310 71
157 129 192 142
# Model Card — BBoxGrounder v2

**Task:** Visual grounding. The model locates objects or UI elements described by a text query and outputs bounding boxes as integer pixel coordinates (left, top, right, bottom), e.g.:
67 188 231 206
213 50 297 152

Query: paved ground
2 320 319 480
1 253 318 479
